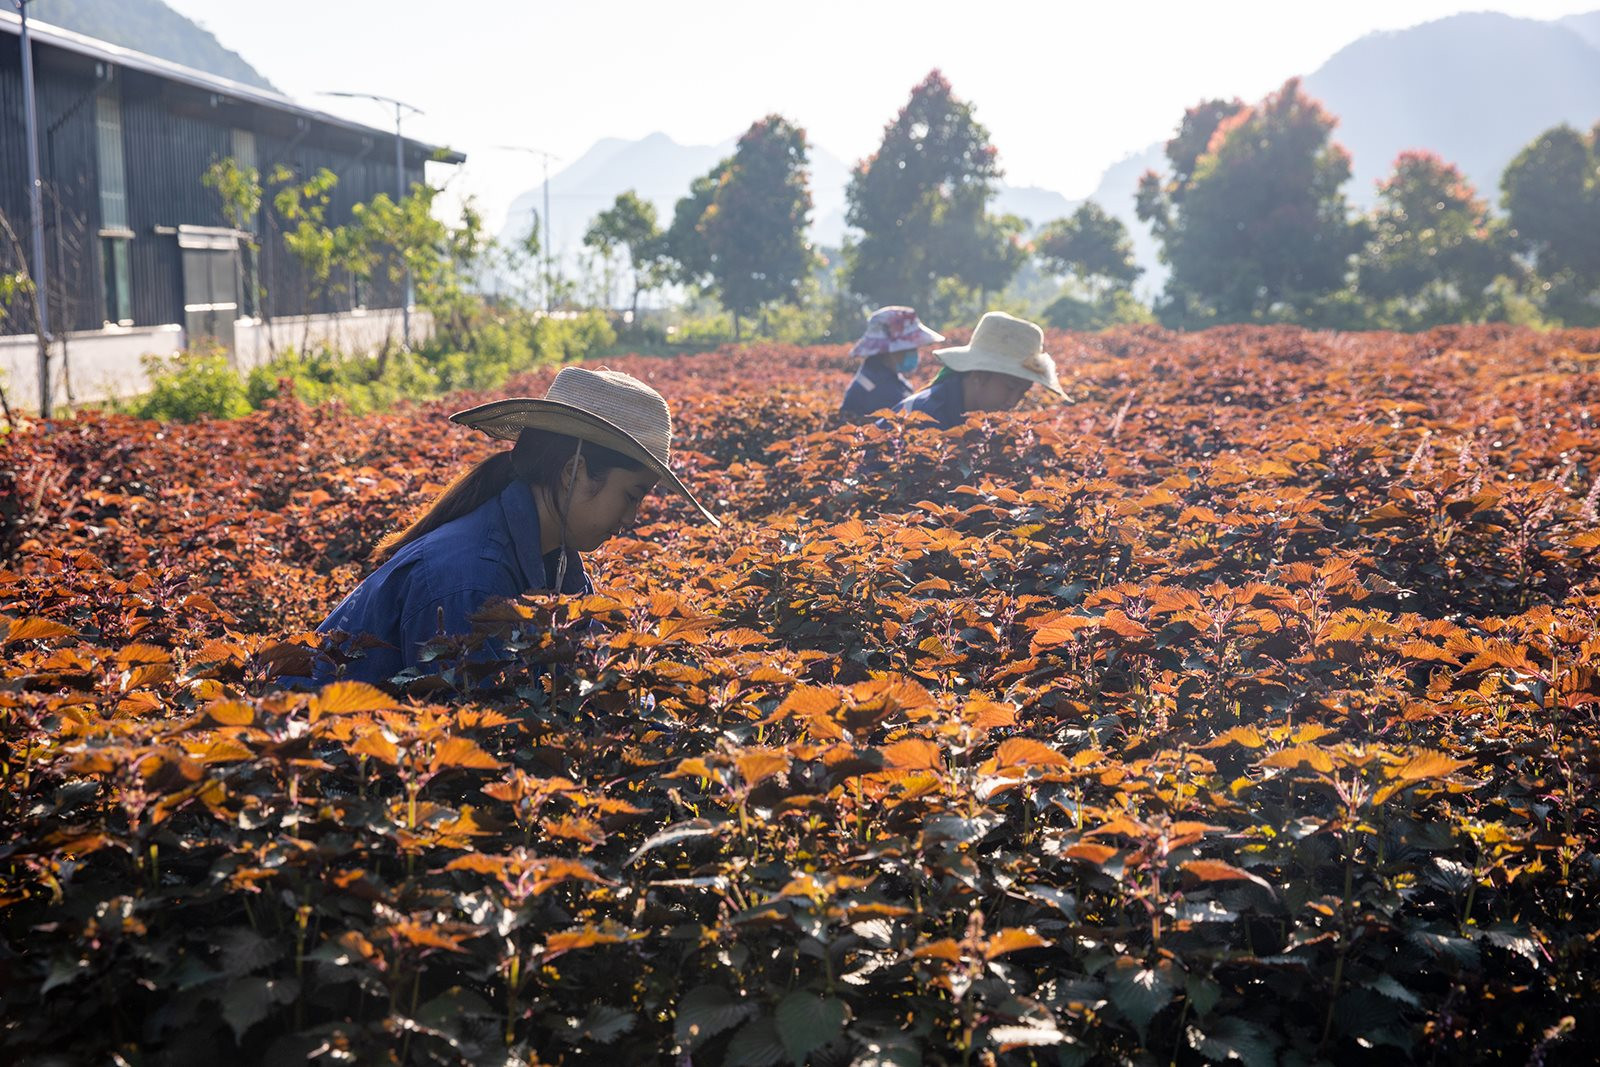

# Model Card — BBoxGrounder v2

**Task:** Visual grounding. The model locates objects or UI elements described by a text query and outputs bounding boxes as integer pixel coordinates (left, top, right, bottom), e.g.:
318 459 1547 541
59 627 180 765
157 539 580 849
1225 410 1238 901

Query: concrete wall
233 307 428 371
0 308 432 412
1 324 184 410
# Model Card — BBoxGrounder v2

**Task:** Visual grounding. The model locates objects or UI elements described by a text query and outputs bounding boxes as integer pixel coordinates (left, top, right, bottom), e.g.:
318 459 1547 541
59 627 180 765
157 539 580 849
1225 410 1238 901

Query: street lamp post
320 91 423 349
494 146 559 316
15 0 53 415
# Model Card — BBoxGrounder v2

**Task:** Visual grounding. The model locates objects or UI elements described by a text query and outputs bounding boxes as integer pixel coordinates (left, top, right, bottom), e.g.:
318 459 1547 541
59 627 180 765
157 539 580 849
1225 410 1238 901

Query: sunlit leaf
1259 745 1335 773
429 736 505 774
1388 749 1472 782
205 700 256 727
2 617 76 643
881 738 942 772
310 681 400 720
994 738 1072 769
735 749 790 787
1181 859 1275 894
984 927 1051 958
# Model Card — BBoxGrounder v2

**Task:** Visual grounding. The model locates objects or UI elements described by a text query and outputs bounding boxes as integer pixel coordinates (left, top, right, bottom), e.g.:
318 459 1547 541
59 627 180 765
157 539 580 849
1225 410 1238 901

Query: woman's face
963 371 1032 413
564 462 660 551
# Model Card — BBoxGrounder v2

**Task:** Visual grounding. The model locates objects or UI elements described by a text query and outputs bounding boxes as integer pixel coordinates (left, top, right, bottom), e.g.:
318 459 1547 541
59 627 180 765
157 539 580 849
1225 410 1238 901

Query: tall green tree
844 70 1019 319
699 115 816 339
666 163 727 294
1137 79 1362 325
1502 123 1600 326
351 185 486 348
1035 201 1142 300
1355 151 1511 328
270 165 342 335
584 191 668 322
1034 201 1147 330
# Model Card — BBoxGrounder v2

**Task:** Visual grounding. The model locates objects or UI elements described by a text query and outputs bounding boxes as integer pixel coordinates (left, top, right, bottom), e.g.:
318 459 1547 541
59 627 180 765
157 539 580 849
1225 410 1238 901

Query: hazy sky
160 0 1596 229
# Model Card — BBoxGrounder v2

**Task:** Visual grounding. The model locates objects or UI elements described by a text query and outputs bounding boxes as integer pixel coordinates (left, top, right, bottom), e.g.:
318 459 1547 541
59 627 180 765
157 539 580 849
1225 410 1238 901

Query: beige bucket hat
449 366 719 526
935 311 1067 399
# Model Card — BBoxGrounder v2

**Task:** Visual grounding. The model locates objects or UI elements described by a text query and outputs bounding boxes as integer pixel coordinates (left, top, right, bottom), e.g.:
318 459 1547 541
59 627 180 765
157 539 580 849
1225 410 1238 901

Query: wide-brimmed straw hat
934 311 1067 399
850 306 944 358
449 367 719 526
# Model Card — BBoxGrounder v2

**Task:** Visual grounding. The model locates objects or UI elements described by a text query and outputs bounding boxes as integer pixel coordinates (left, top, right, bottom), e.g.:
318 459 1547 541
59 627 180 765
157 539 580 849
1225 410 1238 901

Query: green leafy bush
245 347 441 414
419 318 535 393
1042 289 1155 331
134 351 252 421
531 309 617 363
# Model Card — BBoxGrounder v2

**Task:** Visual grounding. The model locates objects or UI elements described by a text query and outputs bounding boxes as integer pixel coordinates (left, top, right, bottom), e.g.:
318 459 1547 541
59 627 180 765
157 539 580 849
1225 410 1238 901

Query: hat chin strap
553 439 584 593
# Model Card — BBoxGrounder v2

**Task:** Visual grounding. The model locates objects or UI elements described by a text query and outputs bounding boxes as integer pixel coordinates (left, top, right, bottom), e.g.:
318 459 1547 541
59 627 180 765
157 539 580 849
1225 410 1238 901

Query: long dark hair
372 428 646 564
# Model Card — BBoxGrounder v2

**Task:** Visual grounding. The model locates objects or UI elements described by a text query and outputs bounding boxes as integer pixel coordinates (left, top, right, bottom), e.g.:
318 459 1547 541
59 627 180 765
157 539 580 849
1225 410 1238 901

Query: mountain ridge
24 0 276 90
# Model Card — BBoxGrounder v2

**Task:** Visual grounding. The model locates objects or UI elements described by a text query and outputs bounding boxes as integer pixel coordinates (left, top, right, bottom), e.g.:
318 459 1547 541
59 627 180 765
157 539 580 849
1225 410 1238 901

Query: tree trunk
732 310 741 342
0 372 16 430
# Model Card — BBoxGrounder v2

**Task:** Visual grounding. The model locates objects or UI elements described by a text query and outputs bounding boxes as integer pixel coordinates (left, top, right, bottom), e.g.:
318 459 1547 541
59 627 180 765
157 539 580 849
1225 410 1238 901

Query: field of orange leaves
3 324 1600 1065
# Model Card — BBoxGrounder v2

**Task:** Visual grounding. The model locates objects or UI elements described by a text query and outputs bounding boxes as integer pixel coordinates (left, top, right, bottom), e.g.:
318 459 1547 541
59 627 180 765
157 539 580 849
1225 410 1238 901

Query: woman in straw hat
891 311 1066 429
839 305 944 420
312 367 717 685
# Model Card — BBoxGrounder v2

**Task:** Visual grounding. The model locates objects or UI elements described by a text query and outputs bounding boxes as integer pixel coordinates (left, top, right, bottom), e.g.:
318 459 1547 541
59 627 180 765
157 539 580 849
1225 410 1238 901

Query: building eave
0 11 465 165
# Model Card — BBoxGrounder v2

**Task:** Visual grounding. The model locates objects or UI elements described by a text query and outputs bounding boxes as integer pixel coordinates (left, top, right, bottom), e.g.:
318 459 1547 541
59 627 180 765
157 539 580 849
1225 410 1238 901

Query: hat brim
849 323 946 358
933 345 1068 400
449 397 721 527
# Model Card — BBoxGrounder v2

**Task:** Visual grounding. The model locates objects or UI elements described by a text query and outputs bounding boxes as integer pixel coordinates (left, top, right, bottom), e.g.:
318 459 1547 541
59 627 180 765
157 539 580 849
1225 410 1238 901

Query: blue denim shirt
892 373 965 430
840 357 915 420
313 481 589 685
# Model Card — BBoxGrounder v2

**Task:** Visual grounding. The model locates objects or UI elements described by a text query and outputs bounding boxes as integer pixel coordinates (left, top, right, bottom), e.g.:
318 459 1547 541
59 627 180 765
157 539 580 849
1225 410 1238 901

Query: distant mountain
990 185 1077 231
28 0 275 90
500 132 1078 264
501 133 734 260
1302 11 1600 204
1559 10 1600 50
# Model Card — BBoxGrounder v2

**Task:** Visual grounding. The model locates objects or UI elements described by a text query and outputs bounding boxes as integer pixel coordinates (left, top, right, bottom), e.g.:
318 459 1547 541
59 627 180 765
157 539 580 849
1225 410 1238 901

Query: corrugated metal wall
40 55 111 334
1 33 37 330
2 31 427 338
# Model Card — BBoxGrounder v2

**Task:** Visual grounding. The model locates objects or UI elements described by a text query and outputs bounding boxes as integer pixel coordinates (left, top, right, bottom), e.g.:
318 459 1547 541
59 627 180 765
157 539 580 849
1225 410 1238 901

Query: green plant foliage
133 351 252 421
1502 123 1600 326
1355 151 1513 328
844 70 1020 320
530 310 618 364
700 116 818 338
1138 78 1364 326
243 347 442 415
1035 201 1143 298
667 164 727 293
271 166 343 310
584 191 671 321
1042 288 1154 331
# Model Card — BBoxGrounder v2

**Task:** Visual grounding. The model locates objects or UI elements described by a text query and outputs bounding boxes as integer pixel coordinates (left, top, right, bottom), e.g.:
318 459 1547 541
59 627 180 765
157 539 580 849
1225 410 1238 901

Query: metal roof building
1 12 464 405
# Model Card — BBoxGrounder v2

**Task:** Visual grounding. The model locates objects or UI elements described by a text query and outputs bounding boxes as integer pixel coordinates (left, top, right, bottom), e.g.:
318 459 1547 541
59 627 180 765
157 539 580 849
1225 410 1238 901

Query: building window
95 92 128 231
239 245 260 319
231 129 257 173
97 88 132 325
102 237 132 326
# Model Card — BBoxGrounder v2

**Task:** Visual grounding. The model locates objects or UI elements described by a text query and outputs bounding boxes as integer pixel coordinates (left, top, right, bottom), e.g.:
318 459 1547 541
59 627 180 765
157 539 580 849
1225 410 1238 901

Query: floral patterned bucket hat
849 306 945 359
